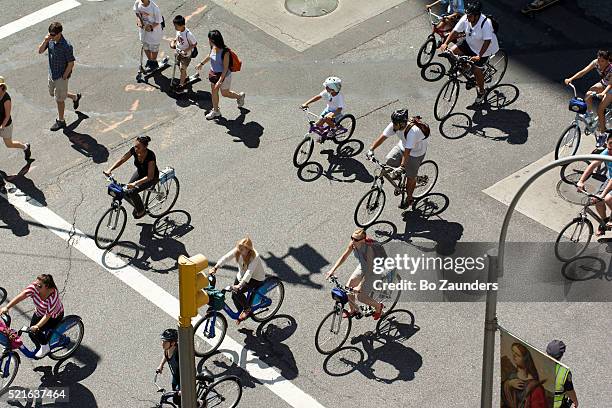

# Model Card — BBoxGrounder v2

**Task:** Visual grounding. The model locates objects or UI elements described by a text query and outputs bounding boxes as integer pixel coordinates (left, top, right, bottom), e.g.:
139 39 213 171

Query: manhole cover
285 0 339 17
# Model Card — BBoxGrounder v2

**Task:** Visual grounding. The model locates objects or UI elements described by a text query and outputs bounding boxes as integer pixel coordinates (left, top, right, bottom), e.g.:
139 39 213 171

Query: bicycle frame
302 109 348 139
567 84 611 135
368 157 405 196
0 315 75 361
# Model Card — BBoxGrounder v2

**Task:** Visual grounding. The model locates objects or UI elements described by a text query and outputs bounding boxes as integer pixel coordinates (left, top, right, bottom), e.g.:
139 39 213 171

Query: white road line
3 188 327 408
0 0 81 40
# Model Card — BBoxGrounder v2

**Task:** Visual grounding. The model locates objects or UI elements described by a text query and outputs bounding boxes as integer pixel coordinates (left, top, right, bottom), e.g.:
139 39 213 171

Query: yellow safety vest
553 364 570 408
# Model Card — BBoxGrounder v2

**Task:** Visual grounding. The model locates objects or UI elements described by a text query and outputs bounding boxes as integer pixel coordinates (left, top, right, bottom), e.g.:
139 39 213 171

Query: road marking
2 188 327 408
185 5 208 22
0 0 81 40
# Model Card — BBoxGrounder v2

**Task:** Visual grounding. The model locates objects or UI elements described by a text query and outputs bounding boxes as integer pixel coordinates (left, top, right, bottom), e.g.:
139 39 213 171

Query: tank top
210 48 230 75
593 60 612 86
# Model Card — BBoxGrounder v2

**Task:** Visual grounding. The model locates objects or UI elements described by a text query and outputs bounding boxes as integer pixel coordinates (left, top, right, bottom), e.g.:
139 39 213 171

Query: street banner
500 329 558 408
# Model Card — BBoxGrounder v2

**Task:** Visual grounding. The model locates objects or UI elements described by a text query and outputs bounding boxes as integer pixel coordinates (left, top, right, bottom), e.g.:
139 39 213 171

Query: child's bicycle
416 8 463 68
314 274 401 355
554 83 612 160
293 108 356 168
0 313 84 393
192 275 284 357
152 370 242 408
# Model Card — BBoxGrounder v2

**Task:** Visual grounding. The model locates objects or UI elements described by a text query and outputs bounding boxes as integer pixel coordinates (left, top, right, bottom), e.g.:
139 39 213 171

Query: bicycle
94 167 180 249
192 275 284 357
0 313 84 393
0 287 6 304
293 108 356 168
314 273 401 355
431 50 508 120
152 369 242 408
416 8 464 68
354 155 438 227
554 83 612 160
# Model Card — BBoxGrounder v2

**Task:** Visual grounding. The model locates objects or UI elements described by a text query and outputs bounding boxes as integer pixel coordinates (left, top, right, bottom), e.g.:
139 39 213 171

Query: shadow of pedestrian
63 112 109 164
0 193 29 237
1 164 47 207
261 244 330 289
216 108 264 148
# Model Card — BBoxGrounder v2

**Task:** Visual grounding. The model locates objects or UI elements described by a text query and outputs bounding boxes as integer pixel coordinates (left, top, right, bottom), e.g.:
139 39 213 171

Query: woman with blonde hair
211 236 266 322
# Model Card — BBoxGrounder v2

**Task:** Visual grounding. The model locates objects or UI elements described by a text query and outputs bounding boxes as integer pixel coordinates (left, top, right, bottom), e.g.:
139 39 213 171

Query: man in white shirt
133 0 164 70
367 109 429 209
439 0 499 104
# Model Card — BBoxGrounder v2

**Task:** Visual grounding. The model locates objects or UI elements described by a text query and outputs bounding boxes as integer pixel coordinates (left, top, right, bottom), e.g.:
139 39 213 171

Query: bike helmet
160 328 178 342
323 76 342 93
465 1 483 15
391 109 409 125
546 339 566 359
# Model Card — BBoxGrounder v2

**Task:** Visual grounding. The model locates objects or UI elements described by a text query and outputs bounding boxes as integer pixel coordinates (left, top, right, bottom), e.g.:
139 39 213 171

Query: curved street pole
480 154 612 407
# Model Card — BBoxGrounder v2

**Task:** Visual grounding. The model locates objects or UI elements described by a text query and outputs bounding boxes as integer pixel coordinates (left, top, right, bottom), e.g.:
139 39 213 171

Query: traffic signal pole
178 318 197 408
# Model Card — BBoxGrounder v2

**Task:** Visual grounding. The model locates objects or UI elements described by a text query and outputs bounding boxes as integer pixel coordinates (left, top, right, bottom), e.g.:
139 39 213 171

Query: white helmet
323 76 342 93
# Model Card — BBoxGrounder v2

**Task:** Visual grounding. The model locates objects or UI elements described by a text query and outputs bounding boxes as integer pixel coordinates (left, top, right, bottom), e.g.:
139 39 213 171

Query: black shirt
130 146 159 180
0 93 12 127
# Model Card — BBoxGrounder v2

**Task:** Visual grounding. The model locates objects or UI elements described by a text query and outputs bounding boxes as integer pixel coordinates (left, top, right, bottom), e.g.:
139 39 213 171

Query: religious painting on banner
500 330 556 408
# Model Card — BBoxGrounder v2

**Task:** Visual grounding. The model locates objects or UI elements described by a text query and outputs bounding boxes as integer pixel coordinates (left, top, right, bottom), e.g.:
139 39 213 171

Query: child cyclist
425 0 465 32
169 15 197 92
301 77 345 142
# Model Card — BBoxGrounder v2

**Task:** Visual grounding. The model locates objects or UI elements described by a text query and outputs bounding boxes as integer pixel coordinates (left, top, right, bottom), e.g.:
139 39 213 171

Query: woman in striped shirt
0 274 64 358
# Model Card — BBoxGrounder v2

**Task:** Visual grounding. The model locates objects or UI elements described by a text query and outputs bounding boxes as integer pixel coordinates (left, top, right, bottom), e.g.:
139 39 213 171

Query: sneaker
237 92 246 107
205 110 221 120
23 143 31 161
50 119 66 131
34 343 50 359
73 93 82 111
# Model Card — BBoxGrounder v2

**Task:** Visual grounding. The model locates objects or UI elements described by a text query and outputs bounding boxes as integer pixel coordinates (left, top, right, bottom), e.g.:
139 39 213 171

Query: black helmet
546 339 566 359
391 109 409 125
465 1 483 15
160 328 178 342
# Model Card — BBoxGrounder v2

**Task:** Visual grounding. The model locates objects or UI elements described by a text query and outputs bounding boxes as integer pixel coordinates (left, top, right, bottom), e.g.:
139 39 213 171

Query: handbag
190 46 198 59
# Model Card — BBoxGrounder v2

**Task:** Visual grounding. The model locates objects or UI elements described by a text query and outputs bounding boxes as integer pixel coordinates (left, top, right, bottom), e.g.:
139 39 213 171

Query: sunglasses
49 32 59 36
351 236 365 242
35 284 43 289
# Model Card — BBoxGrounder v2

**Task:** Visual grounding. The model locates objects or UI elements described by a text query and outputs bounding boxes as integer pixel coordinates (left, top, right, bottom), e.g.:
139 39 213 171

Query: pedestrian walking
546 340 579 408
38 22 82 131
133 0 164 71
195 30 245 120
0 77 31 161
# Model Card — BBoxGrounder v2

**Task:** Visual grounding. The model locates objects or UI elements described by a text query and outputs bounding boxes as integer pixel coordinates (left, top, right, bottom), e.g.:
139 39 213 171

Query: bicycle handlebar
577 187 604 202
329 276 358 293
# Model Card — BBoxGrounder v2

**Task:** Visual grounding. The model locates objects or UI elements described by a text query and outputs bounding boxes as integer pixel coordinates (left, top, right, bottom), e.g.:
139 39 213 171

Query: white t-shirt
382 122 428 157
133 0 163 45
453 14 499 57
175 29 197 53
319 91 345 112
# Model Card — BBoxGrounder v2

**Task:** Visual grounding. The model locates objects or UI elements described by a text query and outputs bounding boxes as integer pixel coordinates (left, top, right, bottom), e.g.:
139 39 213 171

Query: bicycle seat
196 368 215 383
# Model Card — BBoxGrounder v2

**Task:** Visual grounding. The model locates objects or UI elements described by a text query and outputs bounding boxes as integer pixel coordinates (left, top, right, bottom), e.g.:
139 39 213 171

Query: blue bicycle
0 313 84 393
192 276 285 357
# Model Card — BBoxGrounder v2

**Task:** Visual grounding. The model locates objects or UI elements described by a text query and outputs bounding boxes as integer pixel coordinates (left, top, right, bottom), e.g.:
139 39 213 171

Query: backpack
481 15 499 34
405 116 431 139
223 48 242 72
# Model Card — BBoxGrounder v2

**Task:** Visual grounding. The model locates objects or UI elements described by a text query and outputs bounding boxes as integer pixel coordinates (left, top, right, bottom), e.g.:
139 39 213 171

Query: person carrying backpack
195 30 245 120
367 109 430 209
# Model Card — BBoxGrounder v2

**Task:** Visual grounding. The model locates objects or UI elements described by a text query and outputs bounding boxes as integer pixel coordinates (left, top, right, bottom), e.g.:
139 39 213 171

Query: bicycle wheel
0 352 20 394
555 218 593 262
484 50 507 88
193 313 227 358
333 114 356 143
315 308 352 355
200 376 242 408
94 206 127 249
434 79 459 121
48 315 85 361
413 160 438 198
555 125 581 160
354 188 386 227
417 36 436 68
0 287 6 304
250 278 284 323
420 62 446 82
293 136 314 168
146 177 180 218
370 272 401 316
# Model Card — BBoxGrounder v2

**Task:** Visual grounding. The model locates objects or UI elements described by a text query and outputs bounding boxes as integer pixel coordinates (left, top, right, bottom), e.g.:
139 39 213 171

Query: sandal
373 303 385 321
596 223 606 236
342 310 359 319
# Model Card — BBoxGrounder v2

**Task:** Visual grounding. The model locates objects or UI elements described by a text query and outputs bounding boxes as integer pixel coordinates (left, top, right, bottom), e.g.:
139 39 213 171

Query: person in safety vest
546 340 579 408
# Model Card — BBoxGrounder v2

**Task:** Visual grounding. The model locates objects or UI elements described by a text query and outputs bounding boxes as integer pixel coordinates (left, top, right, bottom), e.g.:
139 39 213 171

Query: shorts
457 41 489 68
320 108 341 123
0 123 13 139
48 77 68 101
385 145 426 177
349 265 364 281
142 42 160 53
177 54 191 70
208 71 232 90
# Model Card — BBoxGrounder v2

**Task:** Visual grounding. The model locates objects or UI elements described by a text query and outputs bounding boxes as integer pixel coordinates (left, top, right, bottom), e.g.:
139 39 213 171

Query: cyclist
564 49 612 147
425 0 465 33
301 77 345 142
156 329 180 404
325 228 385 320
439 1 500 105
576 130 612 236
546 340 579 408
210 237 266 323
103 135 159 219
366 109 429 209
0 274 64 358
